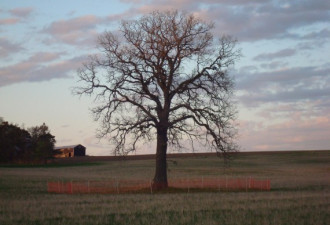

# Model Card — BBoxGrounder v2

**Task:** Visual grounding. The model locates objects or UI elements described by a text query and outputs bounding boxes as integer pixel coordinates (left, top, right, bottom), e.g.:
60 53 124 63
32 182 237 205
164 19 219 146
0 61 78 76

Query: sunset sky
1 0 329 155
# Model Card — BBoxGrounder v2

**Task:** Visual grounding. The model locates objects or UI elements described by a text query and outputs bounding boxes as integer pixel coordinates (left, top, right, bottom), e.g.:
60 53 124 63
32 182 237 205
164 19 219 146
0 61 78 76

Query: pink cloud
120 0 330 42
239 97 330 151
120 0 144 3
9 7 34 18
28 52 64 63
0 8 33 26
43 15 102 46
40 1 330 47
136 0 201 14
0 52 86 87
0 37 24 58
106 9 139 22
239 114 330 151
0 18 20 25
46 15 100 34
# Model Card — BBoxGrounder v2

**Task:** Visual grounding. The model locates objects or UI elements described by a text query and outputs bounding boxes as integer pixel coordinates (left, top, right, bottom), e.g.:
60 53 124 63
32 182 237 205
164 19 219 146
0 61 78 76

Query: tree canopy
0 121 56 164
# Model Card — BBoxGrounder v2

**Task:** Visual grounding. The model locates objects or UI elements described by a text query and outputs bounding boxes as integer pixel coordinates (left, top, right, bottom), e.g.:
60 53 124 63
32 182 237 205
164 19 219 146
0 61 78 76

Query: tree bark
152 126 168 190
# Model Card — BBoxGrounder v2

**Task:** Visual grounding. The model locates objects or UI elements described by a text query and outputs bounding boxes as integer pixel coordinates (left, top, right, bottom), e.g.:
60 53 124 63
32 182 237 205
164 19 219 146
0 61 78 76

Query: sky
1 0 329 155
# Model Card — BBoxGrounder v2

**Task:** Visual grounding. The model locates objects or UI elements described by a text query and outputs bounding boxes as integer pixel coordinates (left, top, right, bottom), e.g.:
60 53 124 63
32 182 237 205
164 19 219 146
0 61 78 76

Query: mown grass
0 150 329 225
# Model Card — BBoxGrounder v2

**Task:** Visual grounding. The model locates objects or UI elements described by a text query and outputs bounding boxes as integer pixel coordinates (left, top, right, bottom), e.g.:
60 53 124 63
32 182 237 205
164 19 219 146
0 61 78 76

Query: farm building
54 144 86 158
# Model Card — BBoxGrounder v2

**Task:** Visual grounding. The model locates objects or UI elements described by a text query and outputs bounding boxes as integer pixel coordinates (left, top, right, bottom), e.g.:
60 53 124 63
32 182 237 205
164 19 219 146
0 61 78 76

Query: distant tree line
0 119 56 164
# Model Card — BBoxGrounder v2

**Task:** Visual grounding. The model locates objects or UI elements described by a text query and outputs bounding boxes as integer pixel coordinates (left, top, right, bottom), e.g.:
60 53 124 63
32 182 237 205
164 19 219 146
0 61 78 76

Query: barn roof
54 144 85 150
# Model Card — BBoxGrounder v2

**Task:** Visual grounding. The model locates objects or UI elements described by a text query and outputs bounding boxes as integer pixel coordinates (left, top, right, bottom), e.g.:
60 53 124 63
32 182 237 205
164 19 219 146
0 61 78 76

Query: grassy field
0 150 329 225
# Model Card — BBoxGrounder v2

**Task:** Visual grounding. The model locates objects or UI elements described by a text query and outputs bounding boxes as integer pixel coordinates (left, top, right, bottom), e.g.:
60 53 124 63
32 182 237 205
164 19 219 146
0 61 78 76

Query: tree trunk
152 126 168 190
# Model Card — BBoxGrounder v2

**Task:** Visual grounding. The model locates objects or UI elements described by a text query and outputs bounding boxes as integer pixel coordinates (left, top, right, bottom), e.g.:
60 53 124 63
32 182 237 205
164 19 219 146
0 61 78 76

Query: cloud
260 61 288 70
239 114 330 151
236 65 330 106
243 88 330 106
212 1 329 41
257 99 330 121
0 37 24 58
28 52 64 62
0 7 34 26
254 49 296 61
9 7 34 18
302 28 330 40
236 63 330 151
40 0 330 48
0 53 87 87
0 18 20 25
237 66 330 90
43 15 103 46
126 0 330 42
120 0 145 3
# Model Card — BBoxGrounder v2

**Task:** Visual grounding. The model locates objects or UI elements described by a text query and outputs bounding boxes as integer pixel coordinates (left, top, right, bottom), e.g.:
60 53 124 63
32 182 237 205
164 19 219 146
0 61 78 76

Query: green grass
0 150 329 225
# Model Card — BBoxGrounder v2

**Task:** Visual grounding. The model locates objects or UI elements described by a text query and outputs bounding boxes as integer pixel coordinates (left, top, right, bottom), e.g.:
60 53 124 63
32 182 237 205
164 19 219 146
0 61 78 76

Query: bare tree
75 10 240 189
